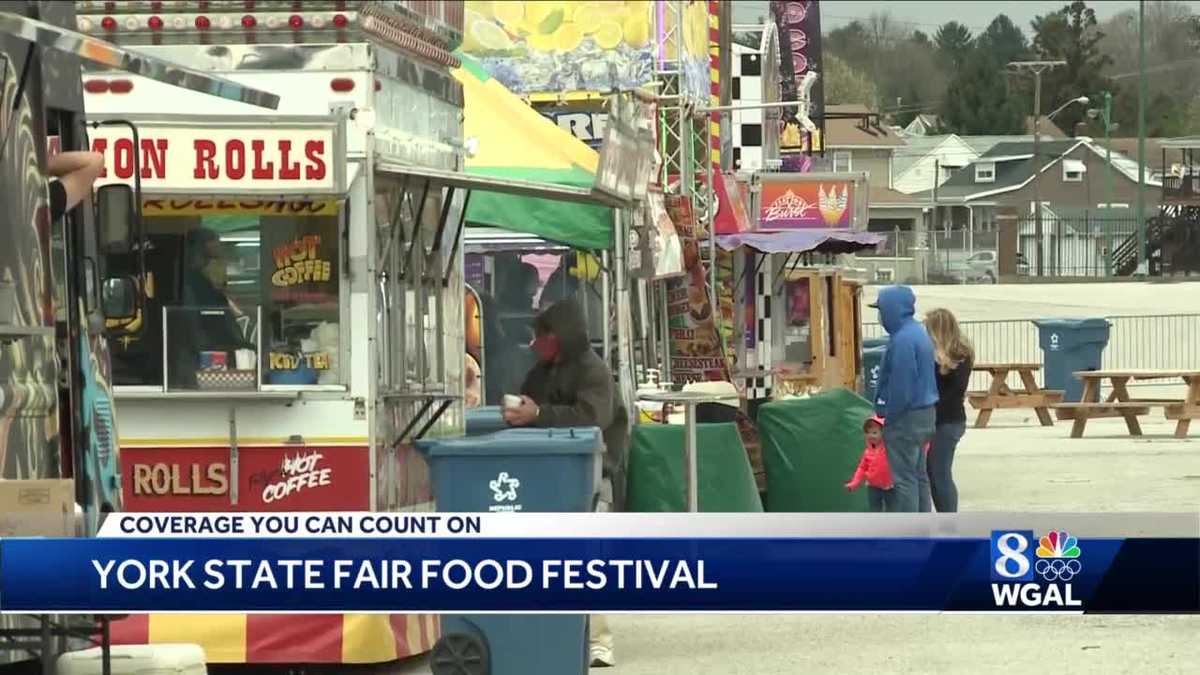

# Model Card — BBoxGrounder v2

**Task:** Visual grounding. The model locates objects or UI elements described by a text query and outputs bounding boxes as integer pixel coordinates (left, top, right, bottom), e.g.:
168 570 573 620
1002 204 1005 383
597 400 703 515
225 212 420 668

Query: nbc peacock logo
1034 530 1082 581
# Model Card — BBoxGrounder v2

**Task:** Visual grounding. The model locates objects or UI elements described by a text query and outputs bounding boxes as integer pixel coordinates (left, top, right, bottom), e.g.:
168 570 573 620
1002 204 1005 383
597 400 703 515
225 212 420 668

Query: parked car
964 250 1031 282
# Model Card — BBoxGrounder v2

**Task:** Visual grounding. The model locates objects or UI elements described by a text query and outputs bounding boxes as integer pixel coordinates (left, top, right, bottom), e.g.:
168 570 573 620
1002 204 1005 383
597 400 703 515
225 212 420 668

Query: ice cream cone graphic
819 184 849 226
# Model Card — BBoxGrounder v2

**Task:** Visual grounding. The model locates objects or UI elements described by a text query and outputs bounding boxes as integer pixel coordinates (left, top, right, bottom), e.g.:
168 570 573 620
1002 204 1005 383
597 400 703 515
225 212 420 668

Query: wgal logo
991 530 1035 581
990 530 1083 607
1034 530 1082 582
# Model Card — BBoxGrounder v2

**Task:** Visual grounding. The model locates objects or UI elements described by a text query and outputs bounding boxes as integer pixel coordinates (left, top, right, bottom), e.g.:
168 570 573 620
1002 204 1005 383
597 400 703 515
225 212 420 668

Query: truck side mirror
101 277 137 320
96 184 135 253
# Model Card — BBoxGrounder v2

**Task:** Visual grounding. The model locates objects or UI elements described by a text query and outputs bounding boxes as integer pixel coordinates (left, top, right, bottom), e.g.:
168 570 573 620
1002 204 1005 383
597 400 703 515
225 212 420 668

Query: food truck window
779 276 812 366
106 202 344 391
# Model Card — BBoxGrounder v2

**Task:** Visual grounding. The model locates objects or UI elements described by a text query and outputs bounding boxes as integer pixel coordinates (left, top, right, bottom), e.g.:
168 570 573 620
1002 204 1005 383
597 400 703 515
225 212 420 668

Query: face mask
202 259 227 288
531 334 559 363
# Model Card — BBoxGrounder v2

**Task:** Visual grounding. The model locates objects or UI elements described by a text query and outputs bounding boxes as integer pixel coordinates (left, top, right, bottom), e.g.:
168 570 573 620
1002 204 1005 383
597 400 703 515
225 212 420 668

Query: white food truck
75 0 621 665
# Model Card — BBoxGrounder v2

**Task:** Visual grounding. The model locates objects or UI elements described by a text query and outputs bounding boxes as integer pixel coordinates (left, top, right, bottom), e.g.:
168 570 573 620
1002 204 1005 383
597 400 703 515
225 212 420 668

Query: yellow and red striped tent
111 613 439 663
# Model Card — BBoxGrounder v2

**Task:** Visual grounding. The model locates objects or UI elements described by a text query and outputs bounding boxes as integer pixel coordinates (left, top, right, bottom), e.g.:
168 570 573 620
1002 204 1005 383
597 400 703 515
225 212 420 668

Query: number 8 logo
994 532 1031 579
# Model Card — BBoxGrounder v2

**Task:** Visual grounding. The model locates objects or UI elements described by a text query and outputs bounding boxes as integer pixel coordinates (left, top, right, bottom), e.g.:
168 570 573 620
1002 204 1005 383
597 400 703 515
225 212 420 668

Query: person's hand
502 395 539 426
844 480 857 492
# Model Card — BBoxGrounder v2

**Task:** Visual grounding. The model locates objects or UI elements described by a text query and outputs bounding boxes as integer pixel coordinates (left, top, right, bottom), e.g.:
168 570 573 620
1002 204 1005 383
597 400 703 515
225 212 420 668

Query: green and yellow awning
454 53 613 250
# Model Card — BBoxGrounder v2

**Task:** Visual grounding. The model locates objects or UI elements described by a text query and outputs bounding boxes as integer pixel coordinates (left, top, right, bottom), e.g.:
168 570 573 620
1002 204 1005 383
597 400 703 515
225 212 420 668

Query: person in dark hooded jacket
870 285 939 513
503 298 628 506
502 297 628 667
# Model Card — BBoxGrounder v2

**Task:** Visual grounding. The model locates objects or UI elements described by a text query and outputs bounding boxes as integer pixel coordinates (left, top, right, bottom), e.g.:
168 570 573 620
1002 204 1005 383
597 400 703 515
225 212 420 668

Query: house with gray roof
916 137 1162 233
891 134 979 195
902 114 942 136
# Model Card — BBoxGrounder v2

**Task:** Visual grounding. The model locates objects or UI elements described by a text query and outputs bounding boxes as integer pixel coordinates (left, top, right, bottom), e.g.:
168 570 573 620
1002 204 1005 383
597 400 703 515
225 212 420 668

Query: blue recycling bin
1033 318 1112 403
861 345 888 404
465 406 508 436
861 335 889 402
415 428 602 675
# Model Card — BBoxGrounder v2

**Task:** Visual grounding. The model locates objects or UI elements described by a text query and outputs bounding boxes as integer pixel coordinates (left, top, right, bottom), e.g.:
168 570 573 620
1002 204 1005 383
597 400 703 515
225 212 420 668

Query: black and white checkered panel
732 43 764 174
739 253 774 400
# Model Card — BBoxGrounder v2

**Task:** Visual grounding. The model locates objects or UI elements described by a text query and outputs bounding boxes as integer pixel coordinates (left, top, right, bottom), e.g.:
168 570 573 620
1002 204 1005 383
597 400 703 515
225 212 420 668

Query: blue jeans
917 445 931 513
881 406 936 513
868 487 888 512
927 421 966 512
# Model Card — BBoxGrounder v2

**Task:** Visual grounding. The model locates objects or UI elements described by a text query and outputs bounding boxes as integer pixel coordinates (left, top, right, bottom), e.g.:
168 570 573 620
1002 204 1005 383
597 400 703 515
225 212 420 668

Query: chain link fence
863 313 1200 390
859 228 1004 283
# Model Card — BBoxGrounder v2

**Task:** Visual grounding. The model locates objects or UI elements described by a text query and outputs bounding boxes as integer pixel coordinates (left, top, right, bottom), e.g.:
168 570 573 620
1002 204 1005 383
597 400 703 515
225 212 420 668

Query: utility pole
1136 0 1147 274
1102 92 1114 276
1008 60 1066 278
921 158 937 284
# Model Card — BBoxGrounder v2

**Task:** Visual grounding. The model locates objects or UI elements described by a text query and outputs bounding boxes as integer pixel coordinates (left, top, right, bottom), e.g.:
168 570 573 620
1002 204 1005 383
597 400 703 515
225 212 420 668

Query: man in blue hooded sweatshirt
870 285 939 512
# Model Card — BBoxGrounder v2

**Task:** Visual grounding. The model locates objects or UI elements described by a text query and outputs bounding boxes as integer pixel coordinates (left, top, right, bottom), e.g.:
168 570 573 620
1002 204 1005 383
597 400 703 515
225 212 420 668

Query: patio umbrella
453 53 613 250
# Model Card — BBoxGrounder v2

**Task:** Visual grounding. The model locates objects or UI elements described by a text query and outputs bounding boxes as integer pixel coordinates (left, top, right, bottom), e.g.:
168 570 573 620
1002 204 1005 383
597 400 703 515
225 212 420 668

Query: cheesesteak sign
88 123 340 194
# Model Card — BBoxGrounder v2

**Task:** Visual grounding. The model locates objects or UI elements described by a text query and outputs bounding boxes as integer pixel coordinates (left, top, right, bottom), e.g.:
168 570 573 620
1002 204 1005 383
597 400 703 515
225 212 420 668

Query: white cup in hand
502 394 522 410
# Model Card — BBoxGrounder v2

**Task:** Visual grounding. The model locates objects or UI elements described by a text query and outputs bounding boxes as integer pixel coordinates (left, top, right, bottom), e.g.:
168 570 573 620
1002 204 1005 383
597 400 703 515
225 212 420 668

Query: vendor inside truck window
106 204 342 391
780 277 813 366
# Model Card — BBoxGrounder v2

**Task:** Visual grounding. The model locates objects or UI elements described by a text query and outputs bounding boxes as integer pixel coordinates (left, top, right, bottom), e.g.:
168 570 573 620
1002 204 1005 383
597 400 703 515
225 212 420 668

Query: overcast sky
732 1 1200 32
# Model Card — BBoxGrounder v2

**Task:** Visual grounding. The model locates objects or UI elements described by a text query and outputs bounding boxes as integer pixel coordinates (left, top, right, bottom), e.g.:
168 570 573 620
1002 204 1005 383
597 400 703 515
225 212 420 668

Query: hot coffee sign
121 446 370 512
88 120 343 194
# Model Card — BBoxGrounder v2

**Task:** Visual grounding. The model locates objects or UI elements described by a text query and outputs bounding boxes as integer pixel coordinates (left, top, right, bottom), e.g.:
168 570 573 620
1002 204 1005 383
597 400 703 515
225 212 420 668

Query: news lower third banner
0 513 1196 614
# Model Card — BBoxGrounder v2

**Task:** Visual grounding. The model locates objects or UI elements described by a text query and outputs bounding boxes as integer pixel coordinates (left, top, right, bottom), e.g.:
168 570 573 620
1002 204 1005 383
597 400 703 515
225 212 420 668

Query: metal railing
863 313 1200 390
859 229 1000 261
1162 174 1200 202
860 217 1152 280
1015 216 1144 278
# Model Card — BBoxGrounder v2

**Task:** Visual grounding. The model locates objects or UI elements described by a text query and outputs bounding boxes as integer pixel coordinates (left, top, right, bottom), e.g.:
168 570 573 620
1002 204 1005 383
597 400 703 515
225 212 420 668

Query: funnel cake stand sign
755 173 864 230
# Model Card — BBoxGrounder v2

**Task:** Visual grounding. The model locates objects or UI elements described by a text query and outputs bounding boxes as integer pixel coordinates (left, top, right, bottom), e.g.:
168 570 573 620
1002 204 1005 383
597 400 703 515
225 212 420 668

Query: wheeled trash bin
1032 318 1111 404
415 427 602 675
861 342 888 404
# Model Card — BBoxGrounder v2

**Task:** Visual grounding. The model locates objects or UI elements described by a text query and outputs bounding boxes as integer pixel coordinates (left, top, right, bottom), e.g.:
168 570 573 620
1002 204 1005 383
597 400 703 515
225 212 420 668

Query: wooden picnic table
1054 369 1200 439
967 363 1064 429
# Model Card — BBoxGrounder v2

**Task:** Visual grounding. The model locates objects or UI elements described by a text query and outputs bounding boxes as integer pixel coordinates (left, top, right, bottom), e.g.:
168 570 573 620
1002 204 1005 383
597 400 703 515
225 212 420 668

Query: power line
822 13 995 33
1109 57 1200 79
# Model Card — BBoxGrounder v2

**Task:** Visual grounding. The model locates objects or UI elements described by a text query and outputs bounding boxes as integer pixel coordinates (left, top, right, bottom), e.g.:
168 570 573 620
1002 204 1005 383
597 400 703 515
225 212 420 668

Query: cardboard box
0 479 76 537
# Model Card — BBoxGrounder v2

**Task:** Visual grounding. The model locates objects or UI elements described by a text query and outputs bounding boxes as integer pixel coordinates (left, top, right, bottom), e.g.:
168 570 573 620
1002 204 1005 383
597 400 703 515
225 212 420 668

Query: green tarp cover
625 422 763 513
757 388 874 512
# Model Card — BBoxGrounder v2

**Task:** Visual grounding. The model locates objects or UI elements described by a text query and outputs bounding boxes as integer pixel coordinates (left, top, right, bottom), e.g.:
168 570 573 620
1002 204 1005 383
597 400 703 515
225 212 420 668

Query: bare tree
1099 0 1199 134
824 52 880 106
824 10 947 115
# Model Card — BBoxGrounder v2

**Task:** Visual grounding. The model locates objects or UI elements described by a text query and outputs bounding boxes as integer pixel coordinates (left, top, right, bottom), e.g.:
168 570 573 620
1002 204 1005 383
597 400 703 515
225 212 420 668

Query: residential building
824 104 923 230
1148 136 1200 276
891 134 979 195
921 138 1161 273
929 138 1160 224
902 114 942 136
1097 137 1168 182
960 134 1044 158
